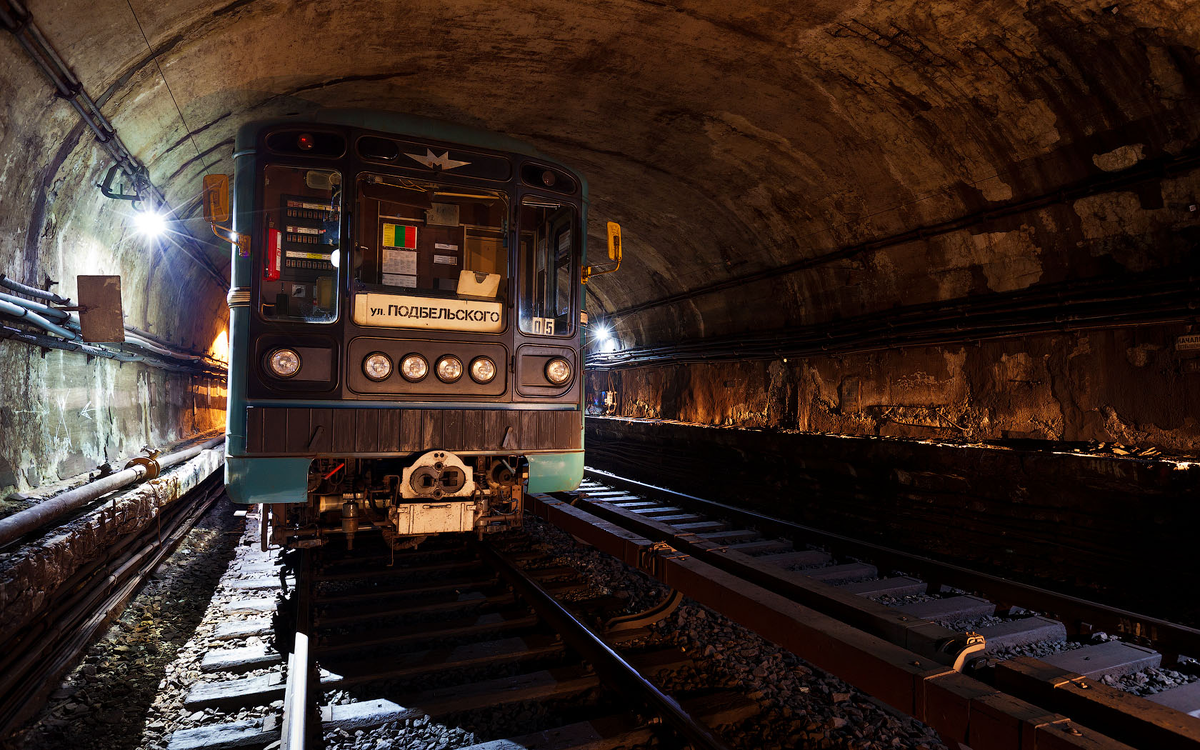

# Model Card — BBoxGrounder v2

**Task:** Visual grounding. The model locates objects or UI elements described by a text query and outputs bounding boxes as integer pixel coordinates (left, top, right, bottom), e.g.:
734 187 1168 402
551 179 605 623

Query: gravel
1103 666 1200 697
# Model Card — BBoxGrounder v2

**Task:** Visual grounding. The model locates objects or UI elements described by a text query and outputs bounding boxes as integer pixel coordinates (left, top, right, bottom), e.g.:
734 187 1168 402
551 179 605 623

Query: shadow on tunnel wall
583 415 1200 629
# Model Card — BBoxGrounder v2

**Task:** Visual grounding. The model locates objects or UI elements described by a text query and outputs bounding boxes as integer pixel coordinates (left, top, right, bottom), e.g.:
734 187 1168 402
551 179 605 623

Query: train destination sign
354 293 503 332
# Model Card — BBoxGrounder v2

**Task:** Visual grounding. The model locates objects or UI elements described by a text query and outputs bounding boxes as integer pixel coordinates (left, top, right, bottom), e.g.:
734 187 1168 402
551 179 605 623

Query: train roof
235 109 575 175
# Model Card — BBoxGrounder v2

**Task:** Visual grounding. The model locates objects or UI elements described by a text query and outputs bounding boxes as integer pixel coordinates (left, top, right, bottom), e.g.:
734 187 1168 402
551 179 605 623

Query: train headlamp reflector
400 353 429 382
436 355 463 383
470 356 497 384
545 357 572 385
363 352 393 381
268 348 301 378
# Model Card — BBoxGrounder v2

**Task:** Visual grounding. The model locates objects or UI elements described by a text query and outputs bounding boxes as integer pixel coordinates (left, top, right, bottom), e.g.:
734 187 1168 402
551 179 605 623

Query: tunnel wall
583 415 1200 623
0 34 228 500
586 324 1200 455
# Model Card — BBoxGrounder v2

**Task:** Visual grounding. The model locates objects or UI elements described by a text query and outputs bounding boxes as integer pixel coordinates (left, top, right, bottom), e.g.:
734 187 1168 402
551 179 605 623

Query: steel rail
582 467 1200 663
526 493 1146 750
477 540 735 750
281 548 315 750
0 472 225 738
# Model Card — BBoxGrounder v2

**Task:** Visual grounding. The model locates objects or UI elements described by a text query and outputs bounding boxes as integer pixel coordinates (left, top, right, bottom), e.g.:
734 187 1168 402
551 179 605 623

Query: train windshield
258 165 342 323
518 196 577 337
352 173 508 333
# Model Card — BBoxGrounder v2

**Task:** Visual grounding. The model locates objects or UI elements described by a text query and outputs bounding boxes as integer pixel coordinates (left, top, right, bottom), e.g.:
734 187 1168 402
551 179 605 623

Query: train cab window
259 165 342 323
352 173 508 332
518 197 577 337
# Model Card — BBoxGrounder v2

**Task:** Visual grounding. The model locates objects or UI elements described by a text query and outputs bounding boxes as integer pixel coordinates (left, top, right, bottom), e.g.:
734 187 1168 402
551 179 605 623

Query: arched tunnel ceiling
5 0 1200 350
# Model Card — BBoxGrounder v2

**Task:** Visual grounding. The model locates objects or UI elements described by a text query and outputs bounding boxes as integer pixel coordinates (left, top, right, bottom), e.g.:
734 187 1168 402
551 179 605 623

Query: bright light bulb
594 324 612 343
133 209 167 237
329 249 340 268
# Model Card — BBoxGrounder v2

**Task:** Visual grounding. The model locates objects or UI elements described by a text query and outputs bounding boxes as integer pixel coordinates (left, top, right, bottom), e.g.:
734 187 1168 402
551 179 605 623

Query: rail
582 467 1200 660
281 548 315 750
478 540 735 750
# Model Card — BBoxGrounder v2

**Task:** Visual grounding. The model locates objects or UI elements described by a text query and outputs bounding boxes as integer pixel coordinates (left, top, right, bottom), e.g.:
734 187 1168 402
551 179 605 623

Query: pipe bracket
125 455 161 480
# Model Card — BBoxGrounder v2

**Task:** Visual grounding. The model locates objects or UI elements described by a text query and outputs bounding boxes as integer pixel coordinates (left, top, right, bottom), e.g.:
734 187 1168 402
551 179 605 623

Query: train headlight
267 348 301 378
545 357 572 385
436 355 463 383
362 352 393 381
469 356 497 384
399 354 429 382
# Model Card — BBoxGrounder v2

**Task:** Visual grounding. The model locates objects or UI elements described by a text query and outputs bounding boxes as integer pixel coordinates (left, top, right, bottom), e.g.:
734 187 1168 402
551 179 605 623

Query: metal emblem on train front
405 148 471 170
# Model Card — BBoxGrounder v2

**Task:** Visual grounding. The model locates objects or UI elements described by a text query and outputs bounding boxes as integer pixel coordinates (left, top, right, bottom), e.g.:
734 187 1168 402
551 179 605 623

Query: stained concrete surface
3 0 1200 489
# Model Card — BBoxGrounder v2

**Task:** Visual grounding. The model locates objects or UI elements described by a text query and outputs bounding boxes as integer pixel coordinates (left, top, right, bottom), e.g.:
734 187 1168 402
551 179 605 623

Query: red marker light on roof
297 133 314 151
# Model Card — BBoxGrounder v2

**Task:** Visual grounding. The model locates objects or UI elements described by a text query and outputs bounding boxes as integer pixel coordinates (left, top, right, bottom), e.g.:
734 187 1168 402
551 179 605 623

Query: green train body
221 110 597 550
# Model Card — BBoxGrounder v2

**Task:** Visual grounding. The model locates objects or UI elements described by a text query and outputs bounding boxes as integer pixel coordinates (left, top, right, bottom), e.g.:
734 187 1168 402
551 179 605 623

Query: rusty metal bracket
124 453 161 480
639 540 690 576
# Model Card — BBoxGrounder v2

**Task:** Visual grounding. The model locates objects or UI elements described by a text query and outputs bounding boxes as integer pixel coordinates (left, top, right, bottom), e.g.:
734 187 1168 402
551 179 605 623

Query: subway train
203 111 621 551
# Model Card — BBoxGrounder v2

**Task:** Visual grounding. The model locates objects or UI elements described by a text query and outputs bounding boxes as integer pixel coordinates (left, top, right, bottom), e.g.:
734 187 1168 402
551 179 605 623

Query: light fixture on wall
591 322 620 353
132 207 167 238
99 164 172 239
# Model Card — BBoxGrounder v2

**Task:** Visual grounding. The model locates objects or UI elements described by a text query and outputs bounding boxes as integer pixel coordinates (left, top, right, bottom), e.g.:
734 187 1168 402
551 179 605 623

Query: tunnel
1 2 1199 749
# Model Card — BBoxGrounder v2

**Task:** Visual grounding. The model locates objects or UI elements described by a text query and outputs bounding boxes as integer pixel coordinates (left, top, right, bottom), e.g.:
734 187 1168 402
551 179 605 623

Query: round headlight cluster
436 355 463 383
268 348 301 378
470 357 497 384
362 352 392 381
400 353 429 382
358 353 498 384
545 357 572 385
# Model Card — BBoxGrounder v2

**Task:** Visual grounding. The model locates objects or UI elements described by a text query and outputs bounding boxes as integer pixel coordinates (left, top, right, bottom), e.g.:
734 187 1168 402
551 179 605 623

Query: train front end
213 112 618 551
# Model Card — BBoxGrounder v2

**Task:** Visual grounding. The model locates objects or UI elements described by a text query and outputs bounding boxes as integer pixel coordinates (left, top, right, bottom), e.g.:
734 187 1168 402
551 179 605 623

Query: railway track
166 467 1200 750
172 515 763 750
534 468 1200 750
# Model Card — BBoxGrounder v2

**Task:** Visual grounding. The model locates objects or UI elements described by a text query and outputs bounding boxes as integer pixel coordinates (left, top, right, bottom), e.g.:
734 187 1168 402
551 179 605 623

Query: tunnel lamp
133 207 167 238
593 324 612 344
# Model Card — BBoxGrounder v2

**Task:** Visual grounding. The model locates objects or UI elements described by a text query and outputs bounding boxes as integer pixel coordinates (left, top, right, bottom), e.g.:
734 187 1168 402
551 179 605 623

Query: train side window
518 197 577 337
258 165 342 323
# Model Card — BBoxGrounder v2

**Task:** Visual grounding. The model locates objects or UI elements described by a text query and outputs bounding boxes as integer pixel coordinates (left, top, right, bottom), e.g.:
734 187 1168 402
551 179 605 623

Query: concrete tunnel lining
1 0 1200 496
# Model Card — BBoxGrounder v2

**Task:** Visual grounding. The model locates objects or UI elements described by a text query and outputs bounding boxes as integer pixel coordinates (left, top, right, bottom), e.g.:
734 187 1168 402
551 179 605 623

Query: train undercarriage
265 451 526 550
